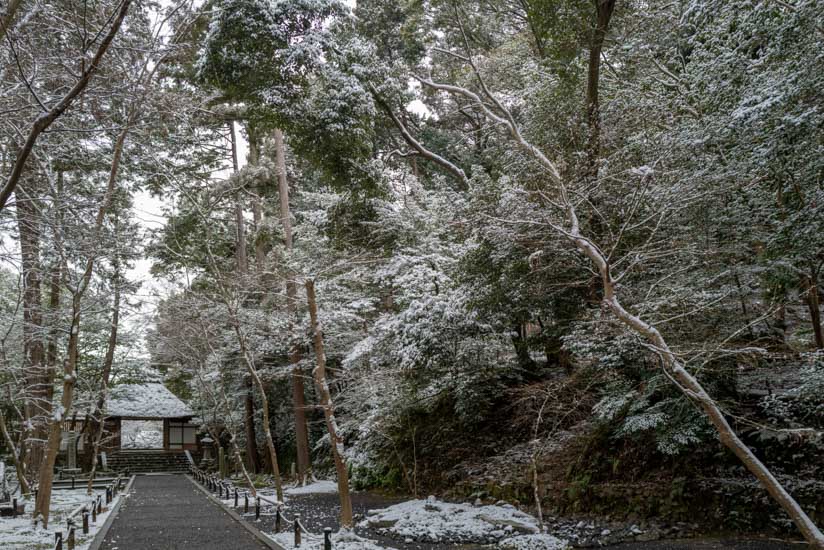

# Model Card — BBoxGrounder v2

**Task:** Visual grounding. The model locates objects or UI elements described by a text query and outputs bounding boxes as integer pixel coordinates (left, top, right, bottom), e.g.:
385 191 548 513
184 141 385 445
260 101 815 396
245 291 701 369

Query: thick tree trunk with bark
15 185 49 479
274 128 311 483
305 279 353 528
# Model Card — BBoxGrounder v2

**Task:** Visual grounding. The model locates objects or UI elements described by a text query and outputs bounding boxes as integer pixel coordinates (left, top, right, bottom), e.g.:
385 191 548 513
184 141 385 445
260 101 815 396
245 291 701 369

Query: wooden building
102 383 200 452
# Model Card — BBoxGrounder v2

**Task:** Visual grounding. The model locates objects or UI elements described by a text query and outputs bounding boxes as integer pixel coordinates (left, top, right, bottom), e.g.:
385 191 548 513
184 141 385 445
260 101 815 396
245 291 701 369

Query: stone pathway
98 475 273 550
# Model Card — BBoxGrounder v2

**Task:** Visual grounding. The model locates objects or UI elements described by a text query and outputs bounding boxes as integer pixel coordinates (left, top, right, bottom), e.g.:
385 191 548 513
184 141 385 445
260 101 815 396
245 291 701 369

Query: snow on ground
498 534 569 549
0 487 121 550
362 496 555 545
285 479 338 496
268 529 386 550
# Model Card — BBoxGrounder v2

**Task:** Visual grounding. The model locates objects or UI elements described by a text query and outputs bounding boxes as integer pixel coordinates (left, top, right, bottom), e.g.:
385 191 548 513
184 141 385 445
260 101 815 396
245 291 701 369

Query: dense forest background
1 0 822 539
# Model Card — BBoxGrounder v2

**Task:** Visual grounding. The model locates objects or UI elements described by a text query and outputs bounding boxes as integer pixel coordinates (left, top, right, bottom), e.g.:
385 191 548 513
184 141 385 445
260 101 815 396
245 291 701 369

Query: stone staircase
106 450 191 474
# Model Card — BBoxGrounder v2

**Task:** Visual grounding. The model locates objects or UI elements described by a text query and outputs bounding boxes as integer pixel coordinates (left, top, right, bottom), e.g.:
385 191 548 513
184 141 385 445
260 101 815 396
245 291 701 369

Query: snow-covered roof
105 383 194 419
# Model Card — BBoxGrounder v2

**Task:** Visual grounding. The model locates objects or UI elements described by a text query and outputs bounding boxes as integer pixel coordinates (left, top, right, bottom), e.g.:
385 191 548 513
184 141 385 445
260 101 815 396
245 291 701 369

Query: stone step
106 451 191 473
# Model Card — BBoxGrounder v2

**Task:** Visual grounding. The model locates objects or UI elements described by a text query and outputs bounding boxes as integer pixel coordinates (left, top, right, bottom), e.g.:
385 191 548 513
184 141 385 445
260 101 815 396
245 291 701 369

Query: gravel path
98 475 272 550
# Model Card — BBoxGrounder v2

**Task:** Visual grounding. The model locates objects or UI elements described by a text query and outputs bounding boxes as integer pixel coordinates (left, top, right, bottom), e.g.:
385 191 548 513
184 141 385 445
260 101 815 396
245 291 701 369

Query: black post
324 527 332 550
92 501 97 523
67 526 76 550
55 532 63 550
255 497 260 520
275 507 281 532
12 498 17 518
294 515 301 547
82 510 89 534
234 489 238 508
244 494 248 513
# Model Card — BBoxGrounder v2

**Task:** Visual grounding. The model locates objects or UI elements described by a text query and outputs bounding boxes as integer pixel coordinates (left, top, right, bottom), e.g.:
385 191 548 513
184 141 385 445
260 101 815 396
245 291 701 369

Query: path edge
186 474 286 550
87 474 136 550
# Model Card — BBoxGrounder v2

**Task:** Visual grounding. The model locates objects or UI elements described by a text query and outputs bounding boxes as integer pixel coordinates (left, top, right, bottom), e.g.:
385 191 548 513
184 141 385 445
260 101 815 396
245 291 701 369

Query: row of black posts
190 466 333 549
51 475 124 550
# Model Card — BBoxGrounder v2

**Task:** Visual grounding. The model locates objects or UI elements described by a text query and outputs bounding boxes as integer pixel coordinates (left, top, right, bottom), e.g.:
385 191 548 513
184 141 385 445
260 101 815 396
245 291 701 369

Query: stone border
186 475 286 550
88 474 136 550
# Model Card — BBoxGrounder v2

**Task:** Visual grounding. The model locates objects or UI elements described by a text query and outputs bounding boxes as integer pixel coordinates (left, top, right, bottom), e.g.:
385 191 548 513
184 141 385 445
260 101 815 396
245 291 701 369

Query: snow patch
363 497 543 544
285 479 338 495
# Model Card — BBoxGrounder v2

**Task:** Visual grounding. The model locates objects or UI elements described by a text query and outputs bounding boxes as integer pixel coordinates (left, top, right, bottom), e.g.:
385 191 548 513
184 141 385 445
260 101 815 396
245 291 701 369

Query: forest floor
273 489 808 549
267 490 477 549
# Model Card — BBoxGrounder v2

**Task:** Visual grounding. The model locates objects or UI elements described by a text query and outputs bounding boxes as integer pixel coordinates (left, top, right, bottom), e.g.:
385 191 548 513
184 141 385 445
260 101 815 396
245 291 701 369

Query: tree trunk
231 320 284 501
244 375 261 473
305 279 353 529
15 184 48 480
411 73 824 545
0 408 30 495
274 127 311 483
803 271 823 350
87 263 120 494
33 117 126 527
0 0 23 43
585 0 616 177
34 295 81 527
230 121 248 274
246 127 267 269
511 322 536 372
0 0 132 212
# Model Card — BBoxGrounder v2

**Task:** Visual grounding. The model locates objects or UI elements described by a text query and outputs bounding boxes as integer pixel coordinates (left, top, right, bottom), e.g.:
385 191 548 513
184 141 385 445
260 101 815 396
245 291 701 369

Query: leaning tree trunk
410 71 824 547
0 0 131 212
0 408 30 495
230 318 284 502
274 128 311 483
305 279 353 528
193 363 257 495
513 105 824 550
